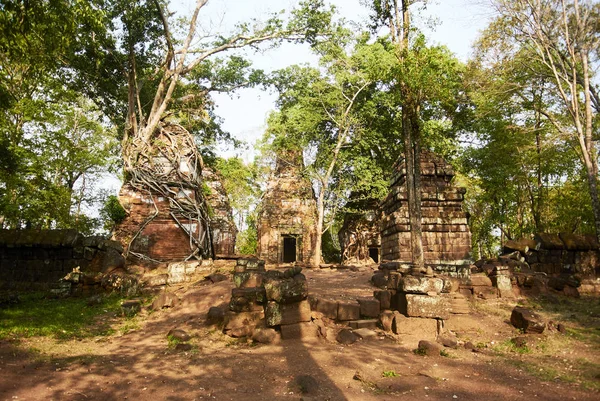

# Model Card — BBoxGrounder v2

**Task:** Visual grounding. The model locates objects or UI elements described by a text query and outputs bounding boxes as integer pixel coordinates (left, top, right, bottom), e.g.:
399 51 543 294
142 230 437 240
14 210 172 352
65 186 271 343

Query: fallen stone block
510 306 546 334
229 287 267 312
469 274 493 287
265 300 312 327
371 272 388 288
353 328 377 340
223 310 264 337
206 306 226 325
151 291 179 310
313 298 338 319
264 274 308 304
373 290 393 310
357 297 380 318
347 319 378 330
396 293 450 319
252 328 281 344
417 340 441 356
398 276 444 294
337 300 361 321
233 271 264 288
378 311 395 332
336 328 359 345
280 322 318 340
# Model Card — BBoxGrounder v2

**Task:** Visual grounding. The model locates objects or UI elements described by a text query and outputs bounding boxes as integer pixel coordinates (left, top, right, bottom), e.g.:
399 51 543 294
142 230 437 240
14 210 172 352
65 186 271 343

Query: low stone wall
504 233 599 278
0 229 125 292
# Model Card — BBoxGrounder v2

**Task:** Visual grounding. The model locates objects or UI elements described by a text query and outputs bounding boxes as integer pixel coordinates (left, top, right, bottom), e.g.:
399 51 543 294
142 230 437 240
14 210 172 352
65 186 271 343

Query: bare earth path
0 267 598 401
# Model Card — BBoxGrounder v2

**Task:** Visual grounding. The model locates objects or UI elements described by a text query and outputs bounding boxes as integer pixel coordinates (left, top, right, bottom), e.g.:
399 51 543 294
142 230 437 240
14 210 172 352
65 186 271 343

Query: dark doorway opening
369 247 379 263
283 236 297 263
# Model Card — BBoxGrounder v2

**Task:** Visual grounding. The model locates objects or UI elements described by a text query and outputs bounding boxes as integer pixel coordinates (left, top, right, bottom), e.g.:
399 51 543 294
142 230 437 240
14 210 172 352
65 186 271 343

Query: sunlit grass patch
0 292 124 340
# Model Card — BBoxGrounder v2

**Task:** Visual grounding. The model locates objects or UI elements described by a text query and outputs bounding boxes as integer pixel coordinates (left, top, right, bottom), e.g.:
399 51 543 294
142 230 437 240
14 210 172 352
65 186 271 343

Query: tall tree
365 0 465 271
488 0 600 241
267 34 399 267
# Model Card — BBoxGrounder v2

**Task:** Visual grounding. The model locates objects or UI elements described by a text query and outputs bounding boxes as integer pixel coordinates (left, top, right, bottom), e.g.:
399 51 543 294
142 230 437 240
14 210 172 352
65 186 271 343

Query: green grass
382 370 398 378
0 292 124 340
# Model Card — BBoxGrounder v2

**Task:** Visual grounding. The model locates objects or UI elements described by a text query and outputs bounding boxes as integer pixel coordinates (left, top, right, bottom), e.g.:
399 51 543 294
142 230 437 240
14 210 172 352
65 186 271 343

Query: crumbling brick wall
381 150 471 273
0 229 124 291
257 151 317 264
339 196 381 264
202 166 237 256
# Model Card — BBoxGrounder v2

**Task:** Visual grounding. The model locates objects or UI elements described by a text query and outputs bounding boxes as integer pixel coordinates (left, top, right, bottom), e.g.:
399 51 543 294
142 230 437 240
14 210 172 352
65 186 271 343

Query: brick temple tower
257 150 317 264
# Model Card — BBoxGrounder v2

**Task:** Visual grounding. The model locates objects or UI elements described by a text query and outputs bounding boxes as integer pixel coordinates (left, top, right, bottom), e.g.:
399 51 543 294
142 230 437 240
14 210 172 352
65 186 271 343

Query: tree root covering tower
202 166 237 256
114 123 213 263
381 150 472 277
257 151 317 264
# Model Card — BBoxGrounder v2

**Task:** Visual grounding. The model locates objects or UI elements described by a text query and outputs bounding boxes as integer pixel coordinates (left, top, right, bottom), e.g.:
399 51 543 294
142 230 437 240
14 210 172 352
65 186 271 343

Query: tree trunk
402 96 424 272
312 190 325 267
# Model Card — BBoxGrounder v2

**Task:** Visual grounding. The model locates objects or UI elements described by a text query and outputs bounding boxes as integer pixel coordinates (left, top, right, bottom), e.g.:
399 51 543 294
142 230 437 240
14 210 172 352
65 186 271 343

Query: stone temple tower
380 150 472 277
257 150 317 264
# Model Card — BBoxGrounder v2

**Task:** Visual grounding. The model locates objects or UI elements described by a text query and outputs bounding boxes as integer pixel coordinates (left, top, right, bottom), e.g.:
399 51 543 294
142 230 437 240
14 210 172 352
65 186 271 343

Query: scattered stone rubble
474 232 600 297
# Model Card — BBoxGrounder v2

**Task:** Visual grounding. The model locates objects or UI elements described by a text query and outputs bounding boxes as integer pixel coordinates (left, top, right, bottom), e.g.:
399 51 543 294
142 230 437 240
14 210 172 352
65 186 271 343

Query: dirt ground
1 265 599 401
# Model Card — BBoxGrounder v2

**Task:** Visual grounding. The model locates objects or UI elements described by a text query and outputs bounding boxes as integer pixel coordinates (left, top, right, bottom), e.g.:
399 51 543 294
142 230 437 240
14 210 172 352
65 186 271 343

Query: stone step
347 319 378 330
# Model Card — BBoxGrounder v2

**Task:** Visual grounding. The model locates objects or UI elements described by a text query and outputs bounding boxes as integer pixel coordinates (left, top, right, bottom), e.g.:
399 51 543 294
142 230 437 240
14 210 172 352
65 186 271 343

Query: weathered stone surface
229 288 267 312
337 300 361 321
379 311 395 332
336 328 359 345
348 319 378 330
371 272 388 289
280 321 318 340
398 276 444 294
166 261 199 284
252 328 281 344
387 271 401 289
223 310 264 337
167 328 190 342
417 340 441 356
205 273 229 283
265 300 312 327
145 274 168 287
397 293 450 319
206 306 226 325
373 290 393 310
313 298 338 319
233 271 264 288
469 274 493 287
510 306 546 334
151 291 180 310
449 293 470 314
437 335 458 348
264 274 308 304
353 328 377 340
357 297 380 318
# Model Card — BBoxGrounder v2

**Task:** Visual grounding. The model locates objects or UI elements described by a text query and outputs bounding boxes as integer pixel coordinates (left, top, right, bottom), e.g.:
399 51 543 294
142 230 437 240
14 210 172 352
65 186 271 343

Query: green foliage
0 293 123 340
101 195 127 230
236 214 258 255
381 370 398 378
